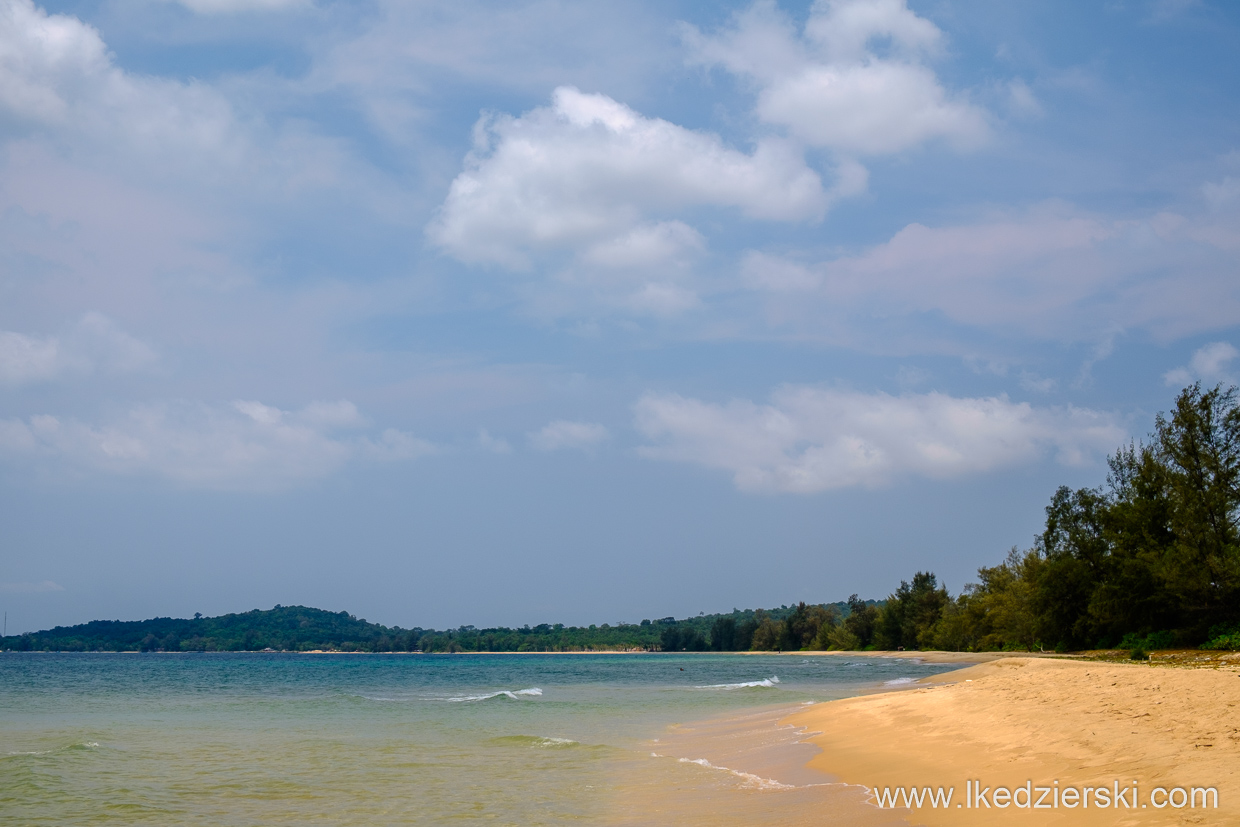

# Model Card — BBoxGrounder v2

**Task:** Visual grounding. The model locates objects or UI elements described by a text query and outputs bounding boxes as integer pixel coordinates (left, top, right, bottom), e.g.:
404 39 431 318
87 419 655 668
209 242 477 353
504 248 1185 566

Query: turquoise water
0 653 961 825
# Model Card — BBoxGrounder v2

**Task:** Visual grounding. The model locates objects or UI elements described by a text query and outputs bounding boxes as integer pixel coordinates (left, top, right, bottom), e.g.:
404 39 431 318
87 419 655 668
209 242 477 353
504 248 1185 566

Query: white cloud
0 313 156 385
1019 372 1057 394
1202 176 1240 207
0 399 433 491
156 0 308 13
427 86 830 272
1164 341 1238 386
634 387 1122 493
739 202 1240 345
476 429 513 454
1005 79 1043 119
0 0 242 161
528 420 610 452
0 580 64 594
0 0 385 225
0 330 58 385
683 0 990 155
315 1 674 145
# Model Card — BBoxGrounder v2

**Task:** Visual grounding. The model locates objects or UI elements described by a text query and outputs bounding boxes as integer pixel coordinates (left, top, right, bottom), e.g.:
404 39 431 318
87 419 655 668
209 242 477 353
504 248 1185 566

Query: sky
2 0 1239 634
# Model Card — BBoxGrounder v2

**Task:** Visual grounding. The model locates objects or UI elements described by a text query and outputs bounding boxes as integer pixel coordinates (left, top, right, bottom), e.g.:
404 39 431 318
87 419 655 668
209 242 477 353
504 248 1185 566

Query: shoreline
783 656 1240 825
1 648 1019 658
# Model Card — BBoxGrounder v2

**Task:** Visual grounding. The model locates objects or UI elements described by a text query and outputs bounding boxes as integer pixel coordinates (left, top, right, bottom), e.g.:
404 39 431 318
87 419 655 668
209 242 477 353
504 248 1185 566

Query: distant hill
0 605 406 653
0 600 874 653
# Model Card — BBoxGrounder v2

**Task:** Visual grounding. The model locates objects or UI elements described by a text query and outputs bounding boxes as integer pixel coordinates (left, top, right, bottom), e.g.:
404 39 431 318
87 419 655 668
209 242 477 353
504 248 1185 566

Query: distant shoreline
0 648 1020 660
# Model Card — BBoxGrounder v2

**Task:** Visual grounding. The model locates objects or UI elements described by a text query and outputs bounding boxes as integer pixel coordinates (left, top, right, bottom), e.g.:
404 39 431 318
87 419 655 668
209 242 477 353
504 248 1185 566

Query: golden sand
784 656 1240 826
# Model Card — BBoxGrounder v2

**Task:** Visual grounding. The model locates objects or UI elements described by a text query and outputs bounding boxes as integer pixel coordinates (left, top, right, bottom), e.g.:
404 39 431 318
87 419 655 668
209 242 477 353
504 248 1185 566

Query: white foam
532 737 576 747
882 677 917 686
446 687 543 702
677 757 794 790
695 676 780 690
6 741 97 757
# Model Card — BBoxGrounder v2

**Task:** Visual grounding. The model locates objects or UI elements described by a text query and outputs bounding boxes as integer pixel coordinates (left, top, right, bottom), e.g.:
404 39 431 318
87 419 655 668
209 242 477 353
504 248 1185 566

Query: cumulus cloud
0 0 242 162
0 399 433 491
0 313 156 385
428 86 830 271
1164 342 1238 387
528 420 610 452
0 0 380 219
634 387 1122 493
683 0 989 155
0 580 64 594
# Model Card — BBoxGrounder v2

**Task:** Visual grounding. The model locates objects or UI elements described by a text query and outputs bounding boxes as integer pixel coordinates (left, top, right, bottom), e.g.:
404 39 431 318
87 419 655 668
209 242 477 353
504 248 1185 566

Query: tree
710 617 737 651
750 610 783 650
828 594 877 649
1153 384 1240 633
875 572 948 650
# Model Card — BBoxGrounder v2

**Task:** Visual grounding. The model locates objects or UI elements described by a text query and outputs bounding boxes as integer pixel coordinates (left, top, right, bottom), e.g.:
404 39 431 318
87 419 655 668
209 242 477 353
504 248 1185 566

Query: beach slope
785 657 1240 826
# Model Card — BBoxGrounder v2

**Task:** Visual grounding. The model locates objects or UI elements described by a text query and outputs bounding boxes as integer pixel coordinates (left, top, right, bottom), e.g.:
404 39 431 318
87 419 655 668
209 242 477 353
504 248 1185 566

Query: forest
3 384 1237 656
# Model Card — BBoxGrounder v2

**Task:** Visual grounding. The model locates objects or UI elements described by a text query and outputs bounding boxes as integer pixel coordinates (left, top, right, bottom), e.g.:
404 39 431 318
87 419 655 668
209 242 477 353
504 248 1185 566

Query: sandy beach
785 656 1240 826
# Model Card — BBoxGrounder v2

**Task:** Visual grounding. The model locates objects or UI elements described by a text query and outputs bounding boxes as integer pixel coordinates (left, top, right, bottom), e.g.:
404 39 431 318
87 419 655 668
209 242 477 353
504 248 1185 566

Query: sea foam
446 687 543 702
677 757 794 790
695 676 780 690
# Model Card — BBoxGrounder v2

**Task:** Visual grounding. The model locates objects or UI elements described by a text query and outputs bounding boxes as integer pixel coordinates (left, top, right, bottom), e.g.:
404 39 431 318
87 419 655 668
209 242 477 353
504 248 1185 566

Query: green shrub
1129 647 1149 661
1201 632 1240 651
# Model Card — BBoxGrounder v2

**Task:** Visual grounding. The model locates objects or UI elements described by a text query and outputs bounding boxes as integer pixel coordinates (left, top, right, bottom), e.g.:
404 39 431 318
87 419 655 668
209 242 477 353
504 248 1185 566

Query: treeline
0 606 412 653
0 601 875 654
863 384 1240 655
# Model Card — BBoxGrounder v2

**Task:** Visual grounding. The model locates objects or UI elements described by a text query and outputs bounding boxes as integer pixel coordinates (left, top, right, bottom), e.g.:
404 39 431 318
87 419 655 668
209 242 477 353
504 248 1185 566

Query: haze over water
1 653 961 825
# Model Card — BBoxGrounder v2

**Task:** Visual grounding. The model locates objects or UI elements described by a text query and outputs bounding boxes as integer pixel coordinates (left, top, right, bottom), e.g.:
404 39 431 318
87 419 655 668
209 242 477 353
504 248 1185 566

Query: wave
488 735 579 749
882 677 917 686
677 757 794 790
353 695 407 702
446 687 543 702
4 741 99 758
695 676 780 690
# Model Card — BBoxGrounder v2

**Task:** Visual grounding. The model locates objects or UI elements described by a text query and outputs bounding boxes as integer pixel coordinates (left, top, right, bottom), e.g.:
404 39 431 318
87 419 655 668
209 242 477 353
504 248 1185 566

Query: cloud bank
741 202 1240 345
634 387 1123 493
0 399 433 491
0 314 156 385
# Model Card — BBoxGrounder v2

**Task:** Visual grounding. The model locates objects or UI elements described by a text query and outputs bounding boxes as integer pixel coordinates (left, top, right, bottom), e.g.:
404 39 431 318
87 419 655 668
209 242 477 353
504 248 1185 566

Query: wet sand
606 703 907 827
784 656 1240 825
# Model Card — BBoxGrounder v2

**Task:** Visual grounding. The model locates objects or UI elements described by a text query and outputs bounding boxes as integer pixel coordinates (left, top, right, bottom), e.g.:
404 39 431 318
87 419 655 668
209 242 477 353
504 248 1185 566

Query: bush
1201 624 1240 651
1119 630 1178 652
1129 647 1149 661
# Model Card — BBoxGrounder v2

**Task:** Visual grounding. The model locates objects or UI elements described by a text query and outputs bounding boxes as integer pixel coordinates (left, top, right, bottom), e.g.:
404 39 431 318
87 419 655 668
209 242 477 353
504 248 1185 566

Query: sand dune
785 656 1240 826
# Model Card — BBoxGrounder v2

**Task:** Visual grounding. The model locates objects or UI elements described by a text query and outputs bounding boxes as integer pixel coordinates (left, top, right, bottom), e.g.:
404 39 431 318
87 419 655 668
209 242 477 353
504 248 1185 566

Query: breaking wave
882 677 917 686
695 676 780 690
446 687 543 702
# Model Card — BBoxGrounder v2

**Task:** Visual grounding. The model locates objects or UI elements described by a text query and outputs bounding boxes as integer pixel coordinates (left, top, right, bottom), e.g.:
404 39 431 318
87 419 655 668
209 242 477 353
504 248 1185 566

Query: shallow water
0 652 961 825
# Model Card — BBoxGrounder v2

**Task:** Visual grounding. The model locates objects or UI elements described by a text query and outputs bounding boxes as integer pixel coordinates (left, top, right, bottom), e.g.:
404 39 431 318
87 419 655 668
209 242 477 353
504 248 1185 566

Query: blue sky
2 0 1239 633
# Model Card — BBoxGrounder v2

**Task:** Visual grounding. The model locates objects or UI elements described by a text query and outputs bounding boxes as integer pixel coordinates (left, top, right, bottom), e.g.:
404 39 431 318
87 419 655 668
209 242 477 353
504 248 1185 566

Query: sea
0 652 964 826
